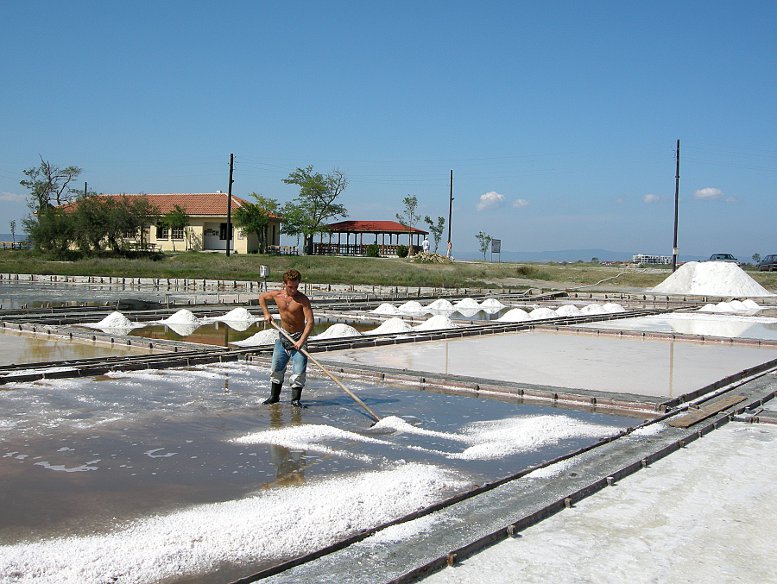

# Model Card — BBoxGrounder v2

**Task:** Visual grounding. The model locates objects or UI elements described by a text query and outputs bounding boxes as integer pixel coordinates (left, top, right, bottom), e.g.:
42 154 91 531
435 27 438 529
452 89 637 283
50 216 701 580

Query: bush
397 245 409 258
365 243 380 257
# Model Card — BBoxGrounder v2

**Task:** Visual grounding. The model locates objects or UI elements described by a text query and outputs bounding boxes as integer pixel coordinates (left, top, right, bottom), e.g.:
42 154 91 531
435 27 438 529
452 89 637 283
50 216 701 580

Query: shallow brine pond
0 361 638 583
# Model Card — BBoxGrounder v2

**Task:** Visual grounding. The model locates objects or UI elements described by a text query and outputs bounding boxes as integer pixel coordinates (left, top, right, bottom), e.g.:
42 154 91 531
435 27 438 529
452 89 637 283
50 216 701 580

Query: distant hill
454 248 708 263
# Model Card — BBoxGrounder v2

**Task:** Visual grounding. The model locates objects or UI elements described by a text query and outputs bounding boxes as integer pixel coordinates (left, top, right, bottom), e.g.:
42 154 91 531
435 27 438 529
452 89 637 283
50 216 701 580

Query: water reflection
268 405 305 486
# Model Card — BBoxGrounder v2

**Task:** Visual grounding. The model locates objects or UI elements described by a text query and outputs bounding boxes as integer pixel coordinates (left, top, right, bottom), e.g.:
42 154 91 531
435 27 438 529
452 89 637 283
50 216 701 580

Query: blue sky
1 1 775 259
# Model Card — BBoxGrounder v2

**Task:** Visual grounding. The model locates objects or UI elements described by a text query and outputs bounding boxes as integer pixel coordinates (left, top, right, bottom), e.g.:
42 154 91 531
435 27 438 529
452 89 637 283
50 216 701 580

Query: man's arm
258 290 279 322
296 300 315 349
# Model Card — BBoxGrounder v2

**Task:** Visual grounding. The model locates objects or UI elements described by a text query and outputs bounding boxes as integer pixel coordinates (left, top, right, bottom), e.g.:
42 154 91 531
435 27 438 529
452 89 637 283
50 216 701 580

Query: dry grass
2 249 777 292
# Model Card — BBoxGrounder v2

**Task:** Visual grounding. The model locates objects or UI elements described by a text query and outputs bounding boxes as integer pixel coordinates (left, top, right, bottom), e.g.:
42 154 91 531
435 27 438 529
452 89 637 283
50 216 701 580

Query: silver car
757 255 777 271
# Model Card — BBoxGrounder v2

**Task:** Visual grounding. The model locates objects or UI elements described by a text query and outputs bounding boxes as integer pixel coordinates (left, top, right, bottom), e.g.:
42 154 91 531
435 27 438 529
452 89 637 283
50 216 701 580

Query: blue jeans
269 339 308 388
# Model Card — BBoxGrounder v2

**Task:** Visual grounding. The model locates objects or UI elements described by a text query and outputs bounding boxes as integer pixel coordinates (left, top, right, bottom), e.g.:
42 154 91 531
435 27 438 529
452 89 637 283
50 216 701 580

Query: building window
156 225 169 240
171 227 184 240
219 223 233 241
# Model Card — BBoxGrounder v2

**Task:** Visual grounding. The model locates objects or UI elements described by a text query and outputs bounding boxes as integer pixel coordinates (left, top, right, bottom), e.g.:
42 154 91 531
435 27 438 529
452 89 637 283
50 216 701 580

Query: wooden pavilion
316 220 428 256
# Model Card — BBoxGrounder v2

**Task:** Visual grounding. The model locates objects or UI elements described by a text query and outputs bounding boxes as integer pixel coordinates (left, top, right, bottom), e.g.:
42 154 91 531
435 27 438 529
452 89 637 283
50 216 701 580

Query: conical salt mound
649 261 774 297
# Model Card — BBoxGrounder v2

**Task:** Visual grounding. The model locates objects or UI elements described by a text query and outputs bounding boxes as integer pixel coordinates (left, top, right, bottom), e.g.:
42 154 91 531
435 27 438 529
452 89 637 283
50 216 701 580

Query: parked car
757 254 777 271
709 253 740 265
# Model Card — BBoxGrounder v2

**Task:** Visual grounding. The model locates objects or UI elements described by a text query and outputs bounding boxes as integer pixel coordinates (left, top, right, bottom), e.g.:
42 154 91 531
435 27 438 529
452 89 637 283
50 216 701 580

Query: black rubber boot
262 381 282 405
290 387 303 408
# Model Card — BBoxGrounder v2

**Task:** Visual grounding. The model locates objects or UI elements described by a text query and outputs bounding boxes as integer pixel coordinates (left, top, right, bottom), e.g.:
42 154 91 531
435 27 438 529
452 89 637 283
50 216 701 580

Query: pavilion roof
326 220 427 235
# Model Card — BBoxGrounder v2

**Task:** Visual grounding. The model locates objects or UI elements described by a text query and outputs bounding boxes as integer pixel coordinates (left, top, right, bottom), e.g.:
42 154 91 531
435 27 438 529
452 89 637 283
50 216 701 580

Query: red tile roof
101 193 251 215
63 193 280 218
326 220 428 234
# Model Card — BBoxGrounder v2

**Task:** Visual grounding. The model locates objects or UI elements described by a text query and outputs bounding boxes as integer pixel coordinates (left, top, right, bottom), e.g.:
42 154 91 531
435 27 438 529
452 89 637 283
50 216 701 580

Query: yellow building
72 193 283 254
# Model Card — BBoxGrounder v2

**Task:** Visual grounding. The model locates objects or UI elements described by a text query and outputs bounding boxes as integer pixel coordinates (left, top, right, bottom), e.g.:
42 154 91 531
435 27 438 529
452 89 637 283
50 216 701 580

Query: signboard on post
491 239 501 262
259 265 269 291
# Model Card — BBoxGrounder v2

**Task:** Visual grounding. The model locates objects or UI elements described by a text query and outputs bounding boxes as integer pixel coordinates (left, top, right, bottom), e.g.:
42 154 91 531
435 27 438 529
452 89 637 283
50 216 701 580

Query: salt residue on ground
311 323 362 340
451 415 621 460
365 317 414 335
649 261 774 297
230 329 278 347
239 415 620 463
0 463 466 584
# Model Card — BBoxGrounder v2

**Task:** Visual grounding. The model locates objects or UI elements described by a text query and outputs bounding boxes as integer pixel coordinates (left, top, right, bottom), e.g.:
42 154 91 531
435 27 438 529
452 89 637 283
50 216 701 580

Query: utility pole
84 182 87 197
447 169 454 258
671 139 680 272
226 153 234 257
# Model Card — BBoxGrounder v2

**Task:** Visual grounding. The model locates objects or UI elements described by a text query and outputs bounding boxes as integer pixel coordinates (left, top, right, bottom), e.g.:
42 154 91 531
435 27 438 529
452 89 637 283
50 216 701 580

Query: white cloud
642 194 660 204
694 187 723 200
477 191 505 211
0 192 26 202
512 198 529 208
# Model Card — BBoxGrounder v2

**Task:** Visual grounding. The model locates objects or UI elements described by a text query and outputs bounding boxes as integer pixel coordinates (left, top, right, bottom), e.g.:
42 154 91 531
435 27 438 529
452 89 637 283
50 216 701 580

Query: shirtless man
258 269 314 407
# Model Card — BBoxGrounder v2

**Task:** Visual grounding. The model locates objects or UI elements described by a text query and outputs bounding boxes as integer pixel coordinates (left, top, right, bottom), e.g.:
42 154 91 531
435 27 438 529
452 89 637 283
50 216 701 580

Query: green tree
128 195 160 250
74 194 159 254
20 157 82 214
396 194 420 255
161 204 190 251
424 215 445 253
9 220 16 244
282 166 348 254
25 207 75 256
73 194 111 253
234 193 280 253
753 253 761 263
476 231 492 260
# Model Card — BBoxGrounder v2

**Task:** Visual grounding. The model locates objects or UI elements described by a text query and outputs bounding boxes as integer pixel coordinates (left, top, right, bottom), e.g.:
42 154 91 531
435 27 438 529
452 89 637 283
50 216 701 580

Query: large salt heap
649 261 773 297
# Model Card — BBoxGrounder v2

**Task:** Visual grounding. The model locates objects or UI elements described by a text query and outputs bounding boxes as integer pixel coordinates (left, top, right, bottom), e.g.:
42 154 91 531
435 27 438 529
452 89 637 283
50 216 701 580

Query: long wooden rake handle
270 321 381 423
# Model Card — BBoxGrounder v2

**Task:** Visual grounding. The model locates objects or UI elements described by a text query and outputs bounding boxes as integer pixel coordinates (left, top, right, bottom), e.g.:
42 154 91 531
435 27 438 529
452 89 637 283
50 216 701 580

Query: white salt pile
84 311 140 329
414 314 458 331
372 303 400 315
426 298 455 311
580 304 608 315
699 298 763 314
480 298 506 309
160 309 199 325
529 307 557 320
216 307 257 322
311 323 362 339
366 317 414 335
650 261 774 297
602 302 626 313
455 298 481 309
555 304 582 317
497 308 531 322
231 329 279 347
397 300 425 315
